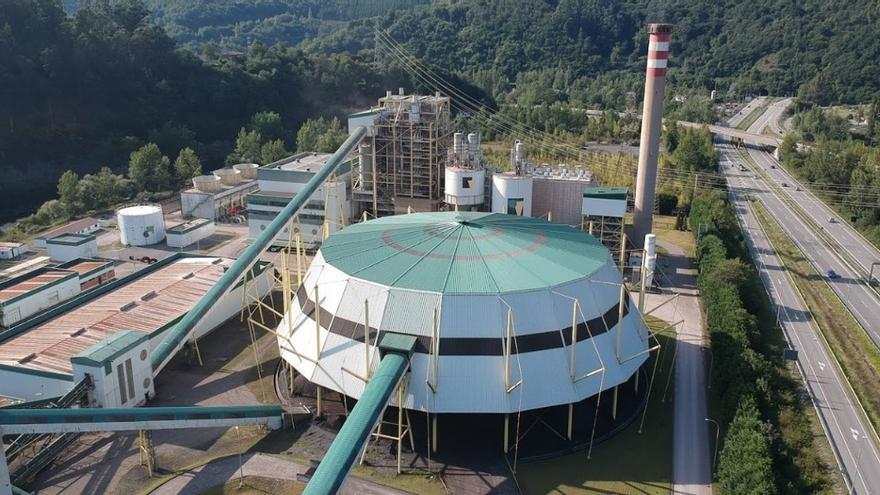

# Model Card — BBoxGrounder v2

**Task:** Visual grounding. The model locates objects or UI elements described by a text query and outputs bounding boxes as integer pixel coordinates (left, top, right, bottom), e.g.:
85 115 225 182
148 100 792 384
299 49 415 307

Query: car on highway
826 269 839 279
781 182 788 187
770 164 776 169
828 217 837 223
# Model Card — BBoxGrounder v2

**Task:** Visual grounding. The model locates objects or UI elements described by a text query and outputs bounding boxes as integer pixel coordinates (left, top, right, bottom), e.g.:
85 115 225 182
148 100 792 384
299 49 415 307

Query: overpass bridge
676 121 781 147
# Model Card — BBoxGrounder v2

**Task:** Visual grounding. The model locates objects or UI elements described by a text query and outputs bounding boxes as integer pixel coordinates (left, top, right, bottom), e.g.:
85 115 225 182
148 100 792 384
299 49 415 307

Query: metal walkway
303 333 416 495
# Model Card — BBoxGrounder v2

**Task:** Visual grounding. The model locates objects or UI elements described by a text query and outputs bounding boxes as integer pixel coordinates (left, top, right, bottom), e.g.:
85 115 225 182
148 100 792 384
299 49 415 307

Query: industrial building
349 89 451 216
0 242 28 260
247 153 351 248
0 267 80 327
55 258 116 291
166 218 215 249
34 217 100 248
181 164 259 221
117 205 166 246
278 211 650 456
0 254 274 403
582 187 628 260
46 233 98 262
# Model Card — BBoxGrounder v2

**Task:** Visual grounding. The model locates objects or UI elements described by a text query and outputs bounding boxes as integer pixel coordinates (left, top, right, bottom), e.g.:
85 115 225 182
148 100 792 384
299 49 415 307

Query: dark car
826 269 839 279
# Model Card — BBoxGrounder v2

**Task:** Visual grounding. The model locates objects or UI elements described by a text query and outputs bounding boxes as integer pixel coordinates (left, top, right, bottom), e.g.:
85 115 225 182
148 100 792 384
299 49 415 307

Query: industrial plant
0 22 678 495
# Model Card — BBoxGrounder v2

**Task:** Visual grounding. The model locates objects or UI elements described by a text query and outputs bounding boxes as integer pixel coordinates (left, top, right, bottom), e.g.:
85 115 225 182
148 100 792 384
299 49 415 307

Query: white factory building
0 267 81 327
46 233 98 262
181 164 259 221
34 217 100 249
0 242 28 260
0 254 274 403
166 218 215 249
247 153 351 248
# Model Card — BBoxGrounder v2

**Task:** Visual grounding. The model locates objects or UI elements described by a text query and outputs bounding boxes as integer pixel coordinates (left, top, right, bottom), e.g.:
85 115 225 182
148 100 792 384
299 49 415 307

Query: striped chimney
633 23 672 248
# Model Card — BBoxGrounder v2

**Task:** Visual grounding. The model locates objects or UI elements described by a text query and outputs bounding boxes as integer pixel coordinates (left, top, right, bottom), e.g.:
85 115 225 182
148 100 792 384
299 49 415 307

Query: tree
249 111 285 142
261 139 288 164
57 170 81 212
296 117 347 153
174 148 202 185
226 128 263 165
129 143 171 192
717 396 777 495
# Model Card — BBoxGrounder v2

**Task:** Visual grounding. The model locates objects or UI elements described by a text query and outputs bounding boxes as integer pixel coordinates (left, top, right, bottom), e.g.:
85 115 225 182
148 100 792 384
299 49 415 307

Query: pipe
151 127 367 371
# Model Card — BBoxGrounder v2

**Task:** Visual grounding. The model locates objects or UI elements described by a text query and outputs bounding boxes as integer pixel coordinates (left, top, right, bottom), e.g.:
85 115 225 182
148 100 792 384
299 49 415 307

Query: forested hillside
4 0 880 224
0 0 405 223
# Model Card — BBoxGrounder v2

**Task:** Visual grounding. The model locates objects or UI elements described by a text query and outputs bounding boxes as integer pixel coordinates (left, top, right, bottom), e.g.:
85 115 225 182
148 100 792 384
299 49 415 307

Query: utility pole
705 417 720 470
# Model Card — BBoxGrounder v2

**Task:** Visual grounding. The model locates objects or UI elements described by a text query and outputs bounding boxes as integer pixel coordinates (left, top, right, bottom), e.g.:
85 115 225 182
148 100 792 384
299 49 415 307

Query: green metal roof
71 329 148 368
583 187 629 200
46 233 95 246
320 212 610 295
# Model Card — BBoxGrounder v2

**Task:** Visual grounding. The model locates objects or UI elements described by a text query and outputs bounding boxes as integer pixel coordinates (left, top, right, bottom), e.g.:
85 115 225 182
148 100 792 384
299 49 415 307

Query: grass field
753 201 880 435
516 317 675 495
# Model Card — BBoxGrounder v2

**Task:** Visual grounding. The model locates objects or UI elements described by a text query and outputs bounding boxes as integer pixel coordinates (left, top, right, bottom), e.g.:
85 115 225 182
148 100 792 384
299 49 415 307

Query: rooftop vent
120 301 138 312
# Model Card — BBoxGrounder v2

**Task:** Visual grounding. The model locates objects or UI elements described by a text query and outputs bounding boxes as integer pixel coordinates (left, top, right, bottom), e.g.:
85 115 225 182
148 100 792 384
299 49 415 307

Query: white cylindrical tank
233 163 259 180
467 132 480 153
192 175 222 192
445 167 486 206
492 174 533 216
118 205 166 246
644 233 657 288
213 168 241 186
515 141 526 163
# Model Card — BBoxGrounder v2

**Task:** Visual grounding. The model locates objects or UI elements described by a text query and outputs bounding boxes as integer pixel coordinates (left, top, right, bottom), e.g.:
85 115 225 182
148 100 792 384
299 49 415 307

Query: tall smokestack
633 22 672 248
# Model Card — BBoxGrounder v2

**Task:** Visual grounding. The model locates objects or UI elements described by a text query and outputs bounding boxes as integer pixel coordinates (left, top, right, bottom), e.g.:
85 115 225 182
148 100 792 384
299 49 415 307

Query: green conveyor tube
303 351 409 495
150 126 366 372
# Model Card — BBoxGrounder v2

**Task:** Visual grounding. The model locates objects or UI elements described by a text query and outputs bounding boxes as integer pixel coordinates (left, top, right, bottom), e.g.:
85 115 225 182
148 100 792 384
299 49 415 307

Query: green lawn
516 318 675 495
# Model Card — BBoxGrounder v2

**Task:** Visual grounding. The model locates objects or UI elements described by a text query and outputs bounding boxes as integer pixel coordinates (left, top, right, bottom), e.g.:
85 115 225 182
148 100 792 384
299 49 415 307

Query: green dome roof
319 212 611 295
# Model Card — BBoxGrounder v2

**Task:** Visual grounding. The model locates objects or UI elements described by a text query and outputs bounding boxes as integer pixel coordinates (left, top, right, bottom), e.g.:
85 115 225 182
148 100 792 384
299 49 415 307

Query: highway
738 102 880 349
725 96 766 128
719 139 880 494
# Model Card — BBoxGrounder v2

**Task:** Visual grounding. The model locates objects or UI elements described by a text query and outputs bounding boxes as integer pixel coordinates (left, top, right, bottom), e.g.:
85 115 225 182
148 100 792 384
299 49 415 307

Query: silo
117 205 166 246
233 163 259 180
492 173 533 216
213 168 242 186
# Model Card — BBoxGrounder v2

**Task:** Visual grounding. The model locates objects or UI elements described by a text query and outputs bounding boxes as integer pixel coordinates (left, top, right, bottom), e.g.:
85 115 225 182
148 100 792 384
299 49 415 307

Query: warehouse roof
319 212 609 294
56 258 115 278
46 233 95 246
0 256 238 374
0 268 77 304
37 217 99 241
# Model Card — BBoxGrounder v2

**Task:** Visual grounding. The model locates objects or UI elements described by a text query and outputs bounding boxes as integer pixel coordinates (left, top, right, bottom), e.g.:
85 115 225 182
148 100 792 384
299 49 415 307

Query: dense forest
4 0 880 224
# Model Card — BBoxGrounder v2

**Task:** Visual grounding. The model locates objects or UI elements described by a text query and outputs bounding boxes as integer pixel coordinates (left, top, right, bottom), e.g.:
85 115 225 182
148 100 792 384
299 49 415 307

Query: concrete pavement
645 240 711 495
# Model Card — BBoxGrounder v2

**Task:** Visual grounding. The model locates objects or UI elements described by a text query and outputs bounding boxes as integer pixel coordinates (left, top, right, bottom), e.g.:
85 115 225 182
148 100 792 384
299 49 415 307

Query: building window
125 359 136 400
461 176 473 189
507 198 525 216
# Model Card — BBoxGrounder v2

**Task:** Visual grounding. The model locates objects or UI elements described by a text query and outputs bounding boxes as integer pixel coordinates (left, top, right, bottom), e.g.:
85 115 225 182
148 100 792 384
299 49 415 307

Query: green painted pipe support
150 126 367 372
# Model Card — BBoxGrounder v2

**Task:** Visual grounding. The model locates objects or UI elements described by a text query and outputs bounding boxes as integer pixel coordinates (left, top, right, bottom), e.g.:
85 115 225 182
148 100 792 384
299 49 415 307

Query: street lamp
235 425 244 488
705 417 720 470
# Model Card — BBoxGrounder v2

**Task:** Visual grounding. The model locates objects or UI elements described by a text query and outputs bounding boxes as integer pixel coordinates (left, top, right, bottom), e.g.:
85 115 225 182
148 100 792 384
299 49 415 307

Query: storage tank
492 173 533 216
213 168 241 186
192 175 222 192
233 163 259 180
644 233 657 288
445 167 486 206
118 205 166 246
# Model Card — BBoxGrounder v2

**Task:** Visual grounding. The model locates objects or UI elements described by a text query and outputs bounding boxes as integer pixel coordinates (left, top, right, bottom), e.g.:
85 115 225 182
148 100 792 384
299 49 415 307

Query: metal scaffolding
352 93 451 217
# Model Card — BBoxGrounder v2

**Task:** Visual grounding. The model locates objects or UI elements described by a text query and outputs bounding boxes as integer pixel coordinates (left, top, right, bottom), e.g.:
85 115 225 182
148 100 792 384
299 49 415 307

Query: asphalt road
645 241 711 495
725 96 766 128
719 139 880 494
738 102 880 349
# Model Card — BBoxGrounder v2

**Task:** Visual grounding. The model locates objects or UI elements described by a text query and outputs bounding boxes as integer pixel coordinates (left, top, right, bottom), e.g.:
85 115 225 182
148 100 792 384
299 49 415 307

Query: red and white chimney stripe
647 33 670 77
